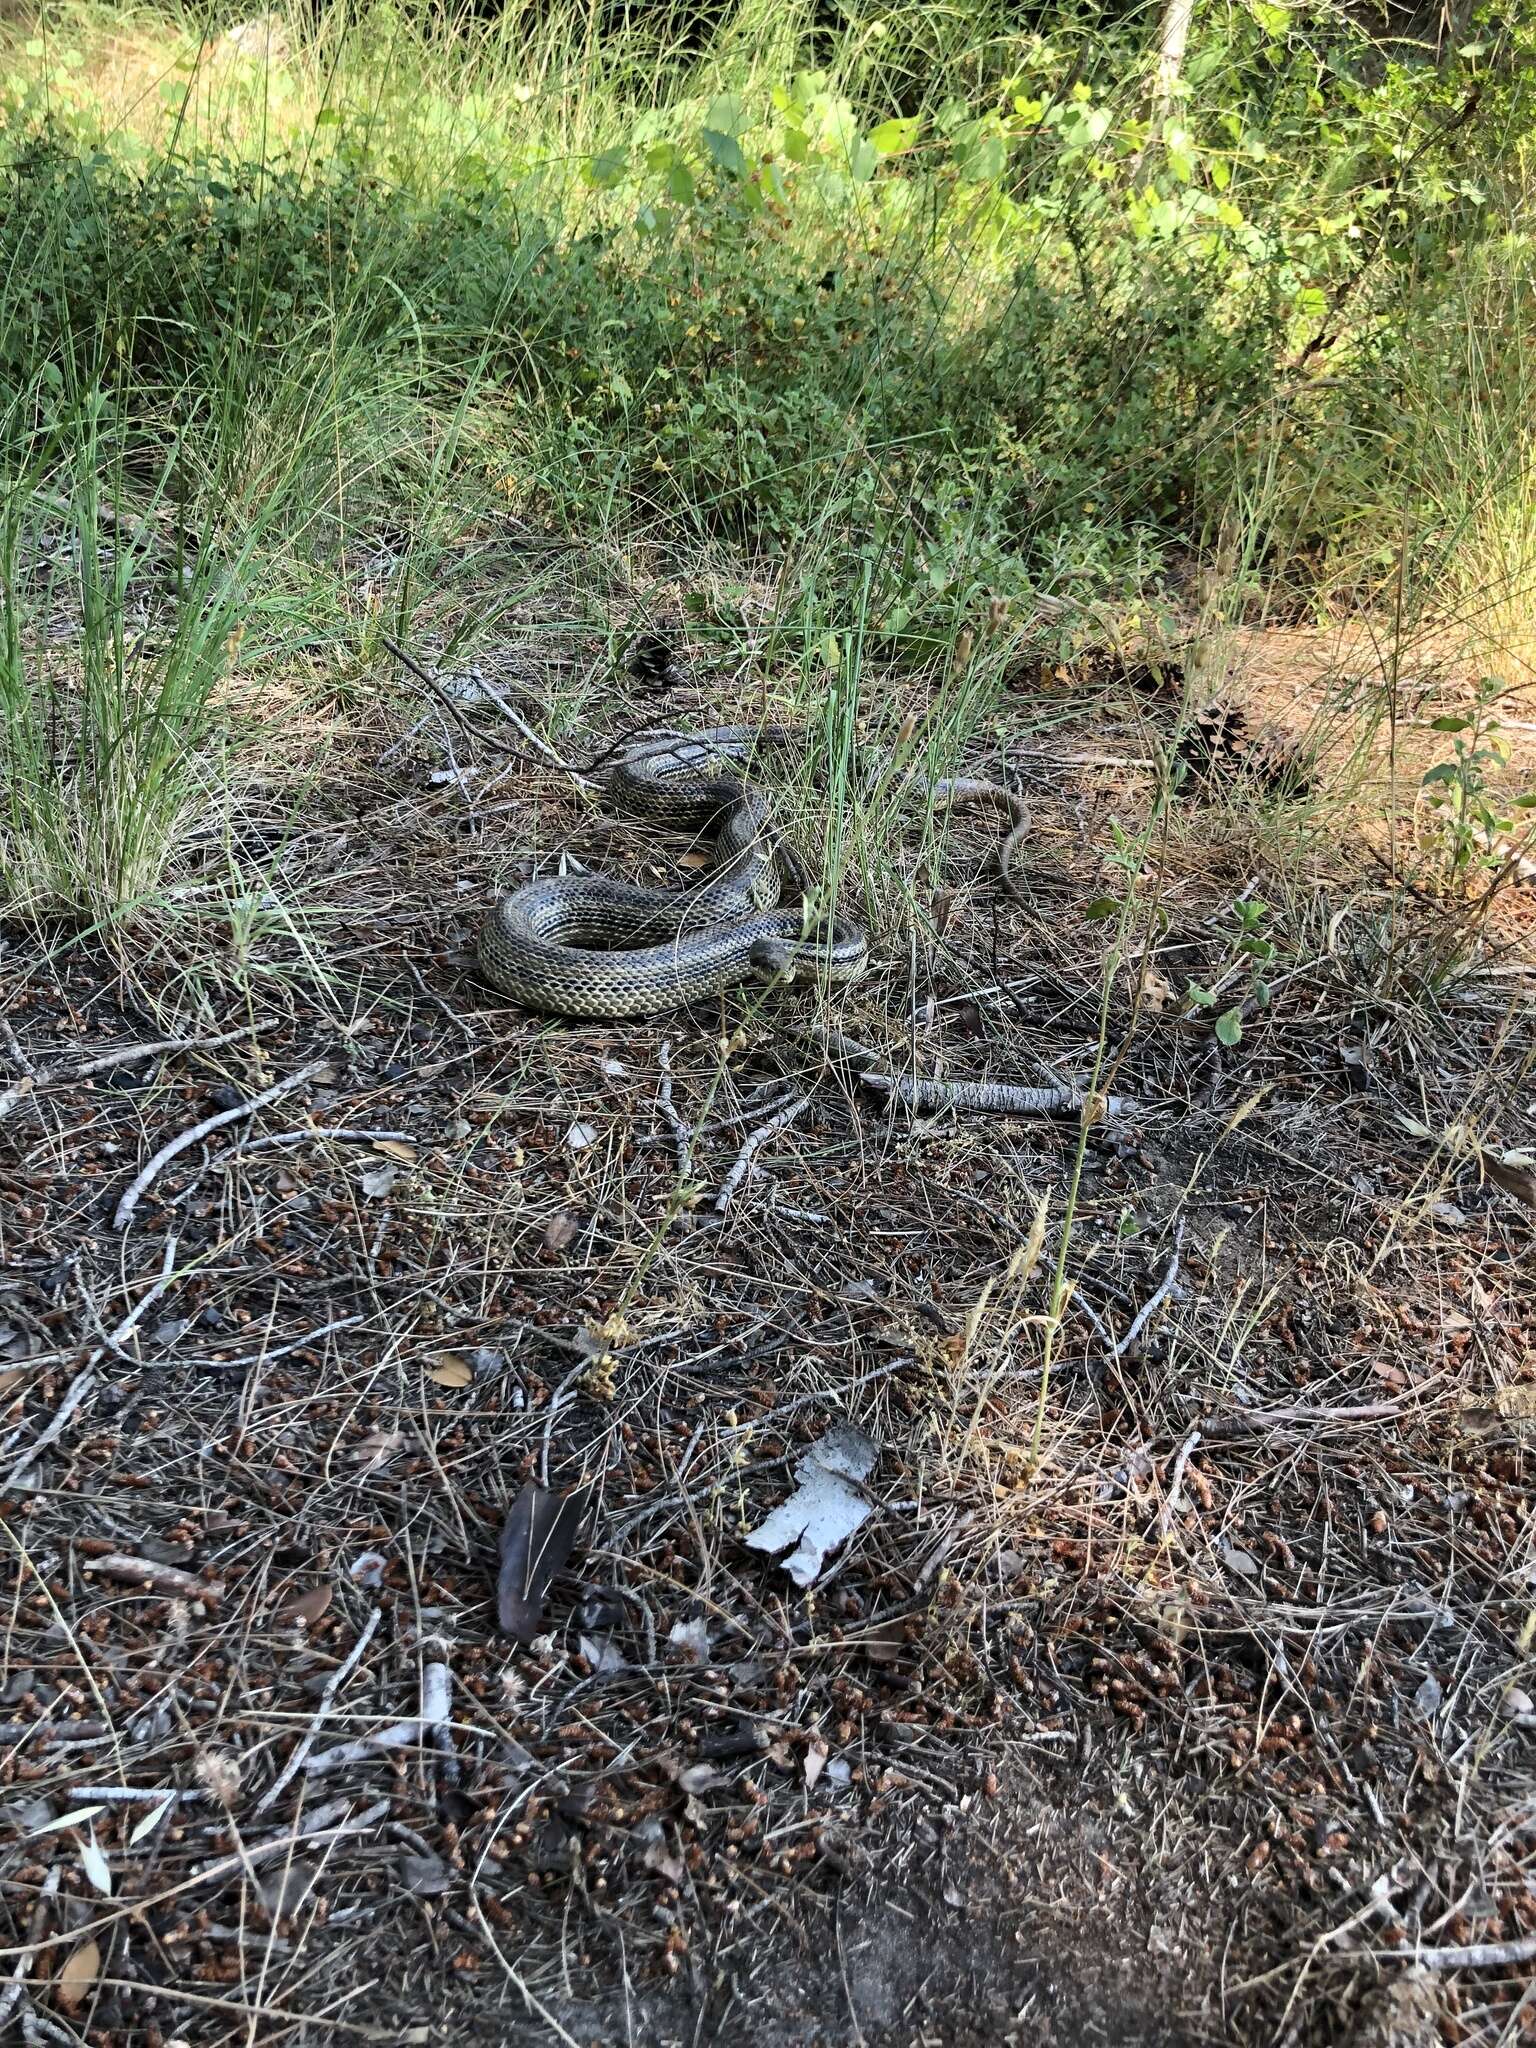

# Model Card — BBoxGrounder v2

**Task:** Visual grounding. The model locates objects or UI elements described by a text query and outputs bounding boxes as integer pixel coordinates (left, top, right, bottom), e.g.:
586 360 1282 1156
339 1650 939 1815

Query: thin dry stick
306 1657 455 1778
1157 1430 1202 1539
1111 1218 1185 1362
1 1367 97 1493
238 1127 415 1155
471 1891 586 2048
0 1867 59 2030
0 1023 262 1124
656 1041 694 1181
252 1607 383 1815
1406 1931 1536 1971
380 633 578 776
112 1059 327 1232
1204 1396 1427 1439
195 1315 365 1373
0 1800 393 1961
714 1094 811 1212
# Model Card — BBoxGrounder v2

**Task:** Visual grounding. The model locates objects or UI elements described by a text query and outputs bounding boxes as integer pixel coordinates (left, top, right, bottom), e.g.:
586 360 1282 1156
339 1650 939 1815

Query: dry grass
2 552 1535 2046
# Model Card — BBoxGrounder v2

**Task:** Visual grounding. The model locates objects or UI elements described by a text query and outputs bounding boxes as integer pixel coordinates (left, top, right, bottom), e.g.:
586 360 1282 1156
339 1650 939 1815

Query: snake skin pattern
476 729 869 1017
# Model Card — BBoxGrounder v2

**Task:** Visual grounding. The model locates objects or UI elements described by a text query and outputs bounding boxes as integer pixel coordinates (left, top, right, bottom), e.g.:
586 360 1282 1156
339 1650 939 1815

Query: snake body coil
476 729 868 1017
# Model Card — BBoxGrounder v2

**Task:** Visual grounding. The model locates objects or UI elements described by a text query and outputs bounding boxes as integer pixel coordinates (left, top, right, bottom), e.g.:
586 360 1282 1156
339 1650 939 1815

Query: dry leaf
543 1213 580 1252
371 1139 418 1164
360 1163 397 1200
353 1429 406 1469
427 1352 474 1388
565 1121 597 1151
78 1834 111 1897
1483 1150 1536 1212
803 1738 830 1792
497 1482 586 1641
55 1938 100 2013
277 1584 333 1626
677 851 710 869
667 1616 711 1664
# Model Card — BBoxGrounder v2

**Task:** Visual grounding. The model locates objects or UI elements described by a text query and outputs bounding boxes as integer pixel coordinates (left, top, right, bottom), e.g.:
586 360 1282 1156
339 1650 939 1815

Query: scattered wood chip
84 1555 221 1603
497 1482 586 1641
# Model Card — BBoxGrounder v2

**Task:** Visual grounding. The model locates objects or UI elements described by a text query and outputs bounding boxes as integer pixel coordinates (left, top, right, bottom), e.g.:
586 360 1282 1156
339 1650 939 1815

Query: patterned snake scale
476 728 870 1017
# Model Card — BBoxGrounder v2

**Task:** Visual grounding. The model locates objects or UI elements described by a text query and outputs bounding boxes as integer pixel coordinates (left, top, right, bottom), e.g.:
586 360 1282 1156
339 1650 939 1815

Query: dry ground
2 579 1534 2047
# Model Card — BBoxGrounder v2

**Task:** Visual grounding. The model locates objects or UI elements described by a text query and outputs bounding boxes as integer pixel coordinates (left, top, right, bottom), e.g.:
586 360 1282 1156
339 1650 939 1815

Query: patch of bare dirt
2 613 1534 2046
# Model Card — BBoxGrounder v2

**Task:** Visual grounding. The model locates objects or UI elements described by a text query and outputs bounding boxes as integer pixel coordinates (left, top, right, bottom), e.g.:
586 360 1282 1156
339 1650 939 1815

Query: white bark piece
745 1420 878 1588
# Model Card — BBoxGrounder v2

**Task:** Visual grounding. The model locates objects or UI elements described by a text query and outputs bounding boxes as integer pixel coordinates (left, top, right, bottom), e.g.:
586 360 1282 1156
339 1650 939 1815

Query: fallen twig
306 1656 456 1778
83 1555 222 1603
1 1368 98 1494
713 1094 811 1212
813 1026 1125 1119
195 1316 366 1373
381 633 580 777
253 1606 383 1815
237 1127 416 1155
113 1059 327 1231
1157 1430 1202 1539
656 1040 694 1181
1203 1395 1427 1440
0 1866 58 2031
1404 1931 1536 1971
1111 1217 1185 1362
0 1023 262 1125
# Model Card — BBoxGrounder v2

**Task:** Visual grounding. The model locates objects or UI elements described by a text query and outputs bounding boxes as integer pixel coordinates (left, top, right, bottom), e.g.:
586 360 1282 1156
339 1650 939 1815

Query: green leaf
953 122 1004 183
666 160 695 206
705 93 748 137
315 108 341 128
1421 764 1459 787
702 128 748 179
782 126 809 164
820 632 841 672
646 140 678 173
1429 714 1472 732
584 145 628 191
1215 1008 1244 1047
1250 0 1290 31
1083 897 1121 921
870 116 920 154
847 137 878 183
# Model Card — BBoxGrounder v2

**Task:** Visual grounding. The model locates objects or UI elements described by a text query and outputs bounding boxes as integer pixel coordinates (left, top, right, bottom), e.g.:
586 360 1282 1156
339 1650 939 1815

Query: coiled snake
476 728 870 1018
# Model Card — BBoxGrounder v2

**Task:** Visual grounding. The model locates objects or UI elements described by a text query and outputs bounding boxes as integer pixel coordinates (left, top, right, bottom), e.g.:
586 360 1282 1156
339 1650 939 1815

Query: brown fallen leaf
543 1213 580 1252
372 1138 419 1164
55 1938 100 2013
1483 1149 1536 1212
277 1584 333 1626
497 1481 586 1641
427 1351 474 1388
